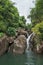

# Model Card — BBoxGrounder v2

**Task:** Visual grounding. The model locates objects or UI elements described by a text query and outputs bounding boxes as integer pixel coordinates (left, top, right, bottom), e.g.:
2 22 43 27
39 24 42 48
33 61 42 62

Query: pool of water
0 50 43 65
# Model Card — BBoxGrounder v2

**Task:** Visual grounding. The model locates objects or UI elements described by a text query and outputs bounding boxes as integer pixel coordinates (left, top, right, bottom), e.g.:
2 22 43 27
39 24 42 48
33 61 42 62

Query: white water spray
26 33 34 50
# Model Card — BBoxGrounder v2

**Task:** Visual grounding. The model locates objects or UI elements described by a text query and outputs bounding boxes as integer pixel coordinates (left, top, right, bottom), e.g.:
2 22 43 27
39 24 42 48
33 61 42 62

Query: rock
36 42 43 54
12 35 27 54
16 28 28 38
7 37 15 53
8 44 14 53
29 33 43 54
27 30 32 35
7 37 14 44
0 35 8 56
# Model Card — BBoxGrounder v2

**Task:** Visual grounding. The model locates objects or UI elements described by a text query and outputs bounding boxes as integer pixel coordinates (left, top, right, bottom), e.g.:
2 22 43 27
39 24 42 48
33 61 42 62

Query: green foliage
26 24 32 30
32 22 43 40
18 16 26 28
19 20 25 28
28 0 43 27
0 21 7 32
19 16 26 24
0 0 27 36
32 23 40 35
6 27 16 36
29 0 43 42
0 32 4 38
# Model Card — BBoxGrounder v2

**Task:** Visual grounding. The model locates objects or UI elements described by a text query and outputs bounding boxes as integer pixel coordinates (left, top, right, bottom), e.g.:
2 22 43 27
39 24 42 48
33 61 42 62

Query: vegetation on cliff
0 0 29 37
28 0 43 53
29 0 43 41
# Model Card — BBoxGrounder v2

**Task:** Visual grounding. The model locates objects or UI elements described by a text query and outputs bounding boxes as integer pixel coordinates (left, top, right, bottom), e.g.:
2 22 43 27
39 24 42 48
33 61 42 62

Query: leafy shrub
32 22 43 40
6 27 16 36
0 21 7 32
0 32 4 38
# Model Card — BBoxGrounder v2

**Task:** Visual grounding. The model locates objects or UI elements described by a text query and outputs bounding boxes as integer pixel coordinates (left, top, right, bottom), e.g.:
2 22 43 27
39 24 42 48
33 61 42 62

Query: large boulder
16 28 28 38
11 35 27 54
0 35 8 56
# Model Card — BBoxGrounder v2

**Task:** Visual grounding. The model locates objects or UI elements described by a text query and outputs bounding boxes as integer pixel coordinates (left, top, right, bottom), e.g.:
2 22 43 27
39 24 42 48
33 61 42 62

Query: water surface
0 51 43 65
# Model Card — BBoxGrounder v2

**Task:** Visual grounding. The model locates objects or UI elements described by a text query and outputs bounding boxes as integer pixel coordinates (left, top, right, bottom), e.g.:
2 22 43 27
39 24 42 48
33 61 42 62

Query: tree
28 0 43 41
28 0 43 27
0 0 27 36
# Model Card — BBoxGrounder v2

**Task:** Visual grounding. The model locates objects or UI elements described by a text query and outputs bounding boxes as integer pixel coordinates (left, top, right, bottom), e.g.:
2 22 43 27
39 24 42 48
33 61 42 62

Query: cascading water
26 33 33 50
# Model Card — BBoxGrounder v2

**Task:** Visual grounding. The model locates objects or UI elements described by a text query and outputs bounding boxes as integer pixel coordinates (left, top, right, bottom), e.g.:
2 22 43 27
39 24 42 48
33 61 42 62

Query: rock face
36 41 43 54
0 35 8 56
16 28 28 38
29 33 43 54
0 36 15 56
12 35 27 54
0 28 28 56
7 37 14 44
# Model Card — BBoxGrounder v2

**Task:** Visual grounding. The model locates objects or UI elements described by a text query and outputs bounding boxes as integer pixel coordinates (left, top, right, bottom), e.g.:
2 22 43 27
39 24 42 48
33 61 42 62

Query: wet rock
0 35 8 56
12 35 27 54
29 33 43 54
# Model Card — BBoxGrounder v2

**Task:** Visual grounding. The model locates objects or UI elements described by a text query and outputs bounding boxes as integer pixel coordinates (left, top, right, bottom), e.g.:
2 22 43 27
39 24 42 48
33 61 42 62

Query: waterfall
26 33 34 50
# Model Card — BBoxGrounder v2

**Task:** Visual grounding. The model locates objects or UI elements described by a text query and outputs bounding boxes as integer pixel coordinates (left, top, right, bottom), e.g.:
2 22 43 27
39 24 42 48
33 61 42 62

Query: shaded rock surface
7 37 14 44
0 35 8 56
29 33 43 54
36 41 43 54
11 35 27 54
0 28 28 56
16 28 28 38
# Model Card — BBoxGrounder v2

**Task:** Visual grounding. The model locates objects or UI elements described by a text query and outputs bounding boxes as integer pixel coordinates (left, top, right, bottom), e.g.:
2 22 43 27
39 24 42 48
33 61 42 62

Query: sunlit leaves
32 22 43 40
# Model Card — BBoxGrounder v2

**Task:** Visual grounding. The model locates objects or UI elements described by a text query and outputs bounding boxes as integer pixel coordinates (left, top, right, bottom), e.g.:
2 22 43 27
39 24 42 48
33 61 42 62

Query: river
0 51 43 65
